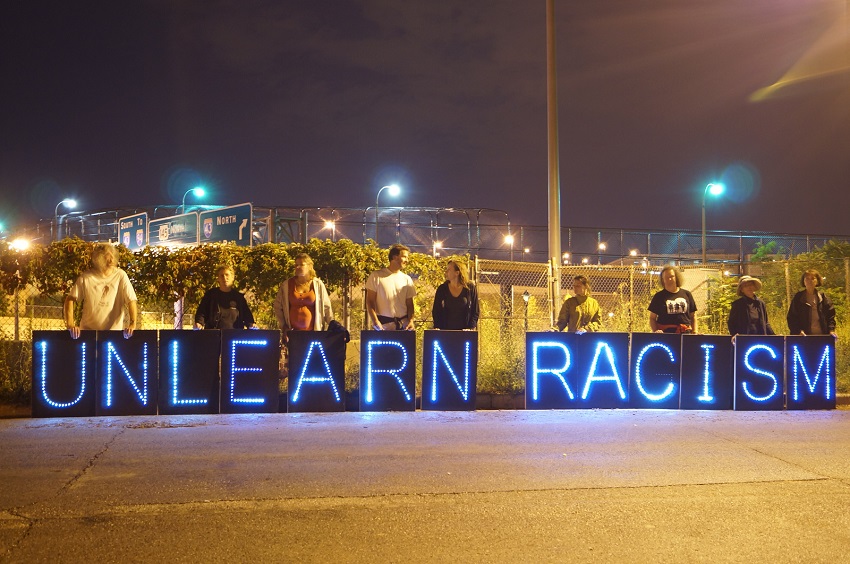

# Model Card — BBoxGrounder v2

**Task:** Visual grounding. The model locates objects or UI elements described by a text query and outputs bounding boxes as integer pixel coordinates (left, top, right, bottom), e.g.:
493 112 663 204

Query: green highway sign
148 212 199 247
118 212 148 250
199 203 253 246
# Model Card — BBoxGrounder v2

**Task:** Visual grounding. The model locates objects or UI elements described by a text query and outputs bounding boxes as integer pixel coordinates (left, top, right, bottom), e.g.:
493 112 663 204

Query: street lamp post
375 184 400 247
701 182 725 264
522 290 530 332
181 186 205 215
54 198 77 241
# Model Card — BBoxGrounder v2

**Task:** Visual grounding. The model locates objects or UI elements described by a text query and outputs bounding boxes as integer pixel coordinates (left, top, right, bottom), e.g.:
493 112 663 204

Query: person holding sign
431 258 479 330
366 244 416 330
727 275 775 336
64 242 138 339
555 275 601 334
273 253 333 343
787 269 837 338
194 265 255 330
648 266 697 334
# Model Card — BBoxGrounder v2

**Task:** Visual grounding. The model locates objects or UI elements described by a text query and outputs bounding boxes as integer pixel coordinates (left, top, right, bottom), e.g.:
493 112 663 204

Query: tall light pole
181 186 205 214
54 198 77 241
375 184 400 247
701 182 725 264
546 0 563 321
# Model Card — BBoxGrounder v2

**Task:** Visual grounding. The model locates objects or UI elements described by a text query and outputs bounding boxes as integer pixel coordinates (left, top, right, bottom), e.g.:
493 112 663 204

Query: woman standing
648 265 697 334
727 275 775 336
273 253 333 342
194 265 255 330
787 269 837 337
431 259 479 330
555 275 601 334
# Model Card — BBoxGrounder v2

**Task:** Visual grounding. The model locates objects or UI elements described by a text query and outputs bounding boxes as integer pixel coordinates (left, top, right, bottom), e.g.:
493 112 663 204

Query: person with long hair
555 275 601 333
273 253 333 342
64 242 138 339
648 265 697 333
787 269 837 337
431 258 479 330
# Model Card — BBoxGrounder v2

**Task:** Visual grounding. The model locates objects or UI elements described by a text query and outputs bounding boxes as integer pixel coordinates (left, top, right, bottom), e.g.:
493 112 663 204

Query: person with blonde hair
274 253 333 343
555 275 601 333
432 258 479 330
648 265 697 333
64 242 138 339
787 269 836 337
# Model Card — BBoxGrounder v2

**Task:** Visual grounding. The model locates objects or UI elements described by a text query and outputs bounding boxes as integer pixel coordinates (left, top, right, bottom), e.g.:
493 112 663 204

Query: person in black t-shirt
194 265 255 330
648 266 697 334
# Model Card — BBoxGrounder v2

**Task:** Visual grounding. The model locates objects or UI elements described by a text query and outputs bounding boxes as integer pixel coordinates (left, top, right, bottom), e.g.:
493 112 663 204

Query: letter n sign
360 330 416 411
786 336 836 410
421 330 477 411
32 330 97 418
97 330 159 416
288 330 347 413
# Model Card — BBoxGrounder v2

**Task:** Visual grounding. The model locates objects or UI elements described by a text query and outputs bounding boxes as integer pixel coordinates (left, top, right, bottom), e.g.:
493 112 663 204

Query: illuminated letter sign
97 330 159 416
680 335 733 410
734 335 785 411
158 330 222 414
629 333 680 409
525 332 576 410
576 333 629 408
786 336 835 410
221 330 280 414
422 330 478 411
32 330 97 418
288 330 347 413
360 330 416 411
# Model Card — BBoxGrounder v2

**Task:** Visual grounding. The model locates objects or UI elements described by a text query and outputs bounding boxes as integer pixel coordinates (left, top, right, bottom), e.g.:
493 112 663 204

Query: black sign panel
734 335 785 411
629 333 681 409
96 330 159 416
359 330 416 412
158 330 222 414
220 330 281 414
525 332 578 410
680 334 734 410
422 330 478 411
287 330 347 413
786 336 836 410
31 330 97 418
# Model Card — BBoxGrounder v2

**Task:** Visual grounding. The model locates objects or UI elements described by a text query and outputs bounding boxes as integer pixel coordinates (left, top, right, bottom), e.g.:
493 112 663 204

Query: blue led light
530 341 574 401
365 340 411 404
171 340 207 405
39 341 86 408
105 342 148 407
633 343 677 402
742 344 779 402
791 345 831 401
292 340 341 403
229 339 267 404
581 342 626 400
697 344 715 402
429 340 471 402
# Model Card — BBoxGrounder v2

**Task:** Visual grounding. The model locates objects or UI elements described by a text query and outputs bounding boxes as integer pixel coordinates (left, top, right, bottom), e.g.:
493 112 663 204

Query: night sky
2 0 848 236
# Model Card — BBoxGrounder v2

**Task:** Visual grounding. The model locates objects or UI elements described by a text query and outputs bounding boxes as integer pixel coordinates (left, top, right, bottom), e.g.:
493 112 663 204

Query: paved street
2 409 850 562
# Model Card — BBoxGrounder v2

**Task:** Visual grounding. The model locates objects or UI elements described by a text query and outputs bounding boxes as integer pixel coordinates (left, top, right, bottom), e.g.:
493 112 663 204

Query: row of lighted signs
31 330 834 417
117 203 253 250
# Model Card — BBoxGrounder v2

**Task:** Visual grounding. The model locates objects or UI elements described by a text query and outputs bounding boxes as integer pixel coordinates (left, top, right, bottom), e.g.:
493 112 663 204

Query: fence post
784 261 791 313
629 264 635 333
845 258 849 300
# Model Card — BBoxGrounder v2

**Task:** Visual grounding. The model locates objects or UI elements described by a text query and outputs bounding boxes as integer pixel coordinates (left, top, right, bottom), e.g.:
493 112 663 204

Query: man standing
366 244 416 330
64 242 138 339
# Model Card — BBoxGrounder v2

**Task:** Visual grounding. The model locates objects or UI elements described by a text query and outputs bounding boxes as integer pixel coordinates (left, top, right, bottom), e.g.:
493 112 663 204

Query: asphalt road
2 409 850 562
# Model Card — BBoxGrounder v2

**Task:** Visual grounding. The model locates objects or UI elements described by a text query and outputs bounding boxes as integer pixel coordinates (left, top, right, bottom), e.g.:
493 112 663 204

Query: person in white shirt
64 242 138 339
366 244 416 331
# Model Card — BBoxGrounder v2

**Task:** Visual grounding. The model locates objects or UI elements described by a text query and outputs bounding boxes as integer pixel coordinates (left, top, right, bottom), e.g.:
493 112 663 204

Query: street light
597 242 607 265
54 198 77 241
562 252 571 265
504 234 515 261
375 184 400 247
324 220 336 242
522 290 530 331
181 186 205 214
702 182 725 264
432 241 442 258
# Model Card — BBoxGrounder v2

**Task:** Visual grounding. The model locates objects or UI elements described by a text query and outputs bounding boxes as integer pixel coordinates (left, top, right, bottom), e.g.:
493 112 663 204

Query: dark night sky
1 0 848 236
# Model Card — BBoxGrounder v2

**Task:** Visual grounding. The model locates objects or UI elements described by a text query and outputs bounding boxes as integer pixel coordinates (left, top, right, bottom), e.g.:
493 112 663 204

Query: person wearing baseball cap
727 275 775 337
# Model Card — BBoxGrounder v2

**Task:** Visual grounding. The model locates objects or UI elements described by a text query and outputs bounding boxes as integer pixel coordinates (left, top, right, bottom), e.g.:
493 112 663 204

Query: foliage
0 341 30 404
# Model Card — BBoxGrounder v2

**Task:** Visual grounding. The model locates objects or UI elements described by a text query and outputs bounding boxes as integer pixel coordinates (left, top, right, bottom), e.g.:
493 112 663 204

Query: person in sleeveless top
273 253 333 343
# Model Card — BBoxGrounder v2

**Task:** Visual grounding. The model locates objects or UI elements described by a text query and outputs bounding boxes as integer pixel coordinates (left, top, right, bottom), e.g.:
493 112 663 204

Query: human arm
689 312 698 334
727 299 741 335
649 312 661 333
555 299 569 331
194 290 211 330
365 289 382 330
787 293 804 335
64 295 80 339
403 296 415 330
239 292 255 329
468 283 479 330
318 280 333 331
124 301 138 339
822 292 837 336
580 299 601 332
